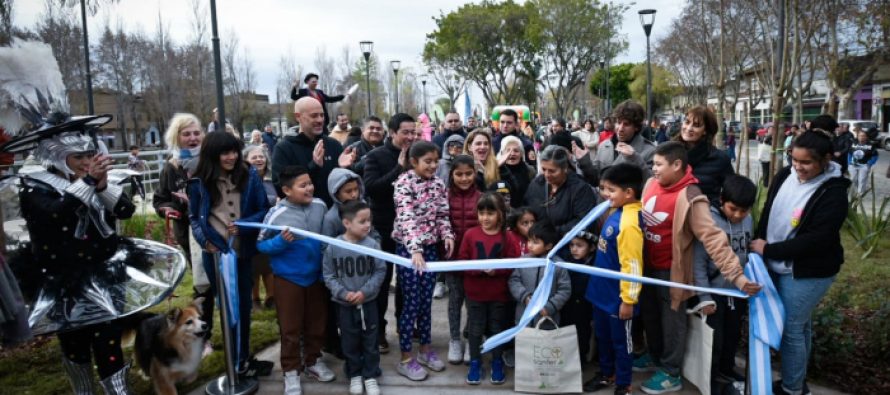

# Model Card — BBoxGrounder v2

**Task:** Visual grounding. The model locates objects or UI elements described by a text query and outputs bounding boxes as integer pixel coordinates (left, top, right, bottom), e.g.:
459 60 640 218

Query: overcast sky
13 0 683 104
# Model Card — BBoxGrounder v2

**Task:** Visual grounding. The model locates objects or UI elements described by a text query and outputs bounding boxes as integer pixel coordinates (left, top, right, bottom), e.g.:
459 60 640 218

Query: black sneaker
772 380 812 395
378 338 390 354
614 385 632 395
583 373 614 393
238 357 274 378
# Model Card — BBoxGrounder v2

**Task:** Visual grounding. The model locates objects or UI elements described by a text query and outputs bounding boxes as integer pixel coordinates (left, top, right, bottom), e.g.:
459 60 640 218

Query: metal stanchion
205 252 258 395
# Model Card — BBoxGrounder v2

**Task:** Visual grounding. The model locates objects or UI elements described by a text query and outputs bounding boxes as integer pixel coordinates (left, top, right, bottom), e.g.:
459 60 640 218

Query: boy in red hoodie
639 142 761 394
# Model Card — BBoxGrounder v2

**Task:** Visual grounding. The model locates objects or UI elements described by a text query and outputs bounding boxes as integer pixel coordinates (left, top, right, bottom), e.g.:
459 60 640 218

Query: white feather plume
0 40 69 135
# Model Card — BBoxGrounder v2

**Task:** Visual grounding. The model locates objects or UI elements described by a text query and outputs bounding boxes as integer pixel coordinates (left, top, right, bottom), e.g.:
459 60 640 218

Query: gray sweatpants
640 269 687 376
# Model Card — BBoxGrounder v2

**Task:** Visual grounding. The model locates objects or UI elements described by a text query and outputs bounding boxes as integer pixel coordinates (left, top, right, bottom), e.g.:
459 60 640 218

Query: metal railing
7 149 170 194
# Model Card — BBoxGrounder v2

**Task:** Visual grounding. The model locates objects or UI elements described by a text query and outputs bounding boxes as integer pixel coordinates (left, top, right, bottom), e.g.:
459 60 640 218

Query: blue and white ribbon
236 200 776 389
218 241 242 364
746 253 784 395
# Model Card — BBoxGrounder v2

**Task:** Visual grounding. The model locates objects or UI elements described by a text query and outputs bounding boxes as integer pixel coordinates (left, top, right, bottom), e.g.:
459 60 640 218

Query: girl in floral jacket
391 141 455 381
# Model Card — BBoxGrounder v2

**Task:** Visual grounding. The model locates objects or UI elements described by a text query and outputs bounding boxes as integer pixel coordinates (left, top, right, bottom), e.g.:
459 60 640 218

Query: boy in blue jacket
583 163 645 395
257 165 335 394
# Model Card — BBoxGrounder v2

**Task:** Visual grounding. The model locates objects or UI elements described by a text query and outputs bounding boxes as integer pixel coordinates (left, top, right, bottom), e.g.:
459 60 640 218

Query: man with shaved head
271 97 356 207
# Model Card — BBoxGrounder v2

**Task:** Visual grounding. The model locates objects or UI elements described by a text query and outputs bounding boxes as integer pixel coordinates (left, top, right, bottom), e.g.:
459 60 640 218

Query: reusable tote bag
515 317 583 393
682 312 714 395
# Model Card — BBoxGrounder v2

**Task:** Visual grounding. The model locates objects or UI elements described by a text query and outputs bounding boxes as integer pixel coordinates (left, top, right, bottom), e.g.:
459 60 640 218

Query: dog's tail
117 312 154 348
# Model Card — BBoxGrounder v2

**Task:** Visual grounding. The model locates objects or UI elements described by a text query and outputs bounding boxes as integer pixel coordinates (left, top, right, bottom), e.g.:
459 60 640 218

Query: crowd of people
139 71 860 395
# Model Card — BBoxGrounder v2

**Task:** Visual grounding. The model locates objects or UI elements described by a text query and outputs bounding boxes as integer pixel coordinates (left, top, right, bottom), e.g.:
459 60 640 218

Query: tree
821 0 890 118
588 63 635 109
531 0 627 118
425 58 466 112
629 63 680 115
423 0 541 107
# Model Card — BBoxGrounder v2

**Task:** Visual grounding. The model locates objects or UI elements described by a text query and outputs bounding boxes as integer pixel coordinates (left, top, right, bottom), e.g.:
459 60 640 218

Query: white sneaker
349 376 363 395
433 282 447 299
284 370 302 395
447 339 463 364
306 359 336 382
364 378 381 395
463 341 470 364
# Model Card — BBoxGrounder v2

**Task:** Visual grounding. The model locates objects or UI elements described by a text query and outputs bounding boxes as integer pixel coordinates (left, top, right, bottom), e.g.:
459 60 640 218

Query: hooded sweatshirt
693 205 752 303
436 134 466 185
643 167 699 270
766 161 841 274
322 168 365 237
322 235 387 305
257 198 327 287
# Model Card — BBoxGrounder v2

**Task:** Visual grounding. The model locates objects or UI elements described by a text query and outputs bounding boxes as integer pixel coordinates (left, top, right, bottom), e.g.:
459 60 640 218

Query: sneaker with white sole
397 358 428 381
349 376 363 395
306 360 336 382
418 350 446 372
364 378 380 395
433 282 447 299
284 370 302 395
448 340 463 364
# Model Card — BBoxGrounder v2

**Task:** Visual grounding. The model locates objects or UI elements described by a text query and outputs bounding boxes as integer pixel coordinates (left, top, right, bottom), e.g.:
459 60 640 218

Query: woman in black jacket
674 106 734 206
523 145 596 236
750 115 849 395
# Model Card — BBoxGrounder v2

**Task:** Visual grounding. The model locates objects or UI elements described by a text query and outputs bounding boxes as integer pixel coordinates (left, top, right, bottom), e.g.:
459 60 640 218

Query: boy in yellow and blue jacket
583 163 645 395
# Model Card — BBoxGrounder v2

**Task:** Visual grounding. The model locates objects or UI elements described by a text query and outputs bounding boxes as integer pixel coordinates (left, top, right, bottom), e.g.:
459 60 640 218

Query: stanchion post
205 252 257 395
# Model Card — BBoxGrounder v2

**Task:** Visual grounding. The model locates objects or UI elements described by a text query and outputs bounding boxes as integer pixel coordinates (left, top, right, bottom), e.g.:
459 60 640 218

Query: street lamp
391 60 401 113
639 9 657 125
421 75 428 115
360 40 374 117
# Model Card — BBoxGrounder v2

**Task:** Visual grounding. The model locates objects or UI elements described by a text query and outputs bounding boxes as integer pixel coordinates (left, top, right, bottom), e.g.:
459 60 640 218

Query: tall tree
628 63 680 115
425 58 467 112
531 0 626 118
821 0 890 118
423 0 541 106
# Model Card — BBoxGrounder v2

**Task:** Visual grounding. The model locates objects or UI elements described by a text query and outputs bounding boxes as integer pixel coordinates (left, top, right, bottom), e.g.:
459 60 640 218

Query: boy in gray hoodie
323 168 365 237
323 200 386 395
692 175 756 392
509 221 571 328
435 134 466 186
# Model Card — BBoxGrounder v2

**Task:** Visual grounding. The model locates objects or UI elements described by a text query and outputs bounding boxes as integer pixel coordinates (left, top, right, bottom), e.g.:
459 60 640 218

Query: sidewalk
188 290 845 395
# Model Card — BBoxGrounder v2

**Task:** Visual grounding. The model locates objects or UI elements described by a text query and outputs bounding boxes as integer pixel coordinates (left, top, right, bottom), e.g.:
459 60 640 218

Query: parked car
838 119 880 137
877 131 890 151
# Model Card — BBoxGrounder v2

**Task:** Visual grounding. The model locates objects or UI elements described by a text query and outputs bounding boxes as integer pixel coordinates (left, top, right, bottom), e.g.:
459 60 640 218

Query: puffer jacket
322 168 365 237
686 141 734 206
509 264 571 325
448 183 481 250
392 170 455 253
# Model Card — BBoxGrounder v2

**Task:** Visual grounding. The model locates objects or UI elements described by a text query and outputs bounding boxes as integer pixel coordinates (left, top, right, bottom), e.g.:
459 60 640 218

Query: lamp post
79 0 94 114
639 9 657 125
360 41 374 117
421 75 428 115
391 60 401 113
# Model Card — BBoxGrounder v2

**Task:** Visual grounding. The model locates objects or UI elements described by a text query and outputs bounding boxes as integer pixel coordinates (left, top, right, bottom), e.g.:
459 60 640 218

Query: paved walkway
188 290 846 395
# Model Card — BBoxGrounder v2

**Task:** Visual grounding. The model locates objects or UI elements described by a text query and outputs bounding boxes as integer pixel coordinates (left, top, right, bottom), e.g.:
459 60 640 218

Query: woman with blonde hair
464 129 518 206
152 112 214 351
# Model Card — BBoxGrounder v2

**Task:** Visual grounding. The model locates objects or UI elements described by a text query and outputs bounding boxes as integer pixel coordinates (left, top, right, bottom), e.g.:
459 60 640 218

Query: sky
12 0 683 106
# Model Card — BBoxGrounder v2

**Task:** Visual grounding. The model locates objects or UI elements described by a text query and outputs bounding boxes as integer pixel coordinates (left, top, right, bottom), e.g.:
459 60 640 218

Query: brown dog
133 298 208 395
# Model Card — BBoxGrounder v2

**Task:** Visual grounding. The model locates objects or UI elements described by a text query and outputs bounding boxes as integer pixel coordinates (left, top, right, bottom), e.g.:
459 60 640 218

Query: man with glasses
362 113 418 355
432 112 467 152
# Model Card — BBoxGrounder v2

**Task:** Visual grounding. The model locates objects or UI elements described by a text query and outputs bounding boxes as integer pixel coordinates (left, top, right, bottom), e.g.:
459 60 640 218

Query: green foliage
628 63 682 115
843 174 890 259
120 213 166 242
587 63 635 108
423 0 543 106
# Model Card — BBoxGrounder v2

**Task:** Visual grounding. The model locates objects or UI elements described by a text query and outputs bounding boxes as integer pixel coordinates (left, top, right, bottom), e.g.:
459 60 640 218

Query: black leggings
58 321 125 379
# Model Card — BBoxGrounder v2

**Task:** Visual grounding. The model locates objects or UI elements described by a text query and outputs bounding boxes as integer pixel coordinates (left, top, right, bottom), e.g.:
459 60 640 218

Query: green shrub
844 174 890 259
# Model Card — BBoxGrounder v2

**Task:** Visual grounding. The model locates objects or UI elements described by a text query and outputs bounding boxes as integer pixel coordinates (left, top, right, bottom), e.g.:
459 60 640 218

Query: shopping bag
682 312 714 395
515 317 582 393
189 232 211 293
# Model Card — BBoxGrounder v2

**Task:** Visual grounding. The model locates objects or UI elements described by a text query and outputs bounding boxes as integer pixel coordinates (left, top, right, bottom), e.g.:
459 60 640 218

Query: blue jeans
772 273 835 394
